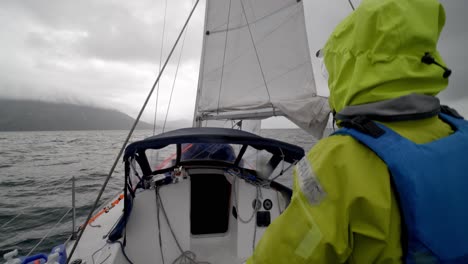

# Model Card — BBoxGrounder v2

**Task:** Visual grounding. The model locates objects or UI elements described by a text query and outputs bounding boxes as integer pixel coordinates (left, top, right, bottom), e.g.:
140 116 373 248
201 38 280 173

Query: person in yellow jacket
247 0 455 263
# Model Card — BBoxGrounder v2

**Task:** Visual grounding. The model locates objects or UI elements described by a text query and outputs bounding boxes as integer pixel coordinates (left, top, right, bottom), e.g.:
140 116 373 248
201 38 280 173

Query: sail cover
195 0 330 137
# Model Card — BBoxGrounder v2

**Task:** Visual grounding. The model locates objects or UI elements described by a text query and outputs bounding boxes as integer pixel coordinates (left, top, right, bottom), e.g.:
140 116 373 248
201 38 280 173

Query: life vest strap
339 115 385 138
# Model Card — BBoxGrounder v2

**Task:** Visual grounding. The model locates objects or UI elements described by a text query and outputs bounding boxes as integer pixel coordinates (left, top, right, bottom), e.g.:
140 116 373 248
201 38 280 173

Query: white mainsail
194 0 330 138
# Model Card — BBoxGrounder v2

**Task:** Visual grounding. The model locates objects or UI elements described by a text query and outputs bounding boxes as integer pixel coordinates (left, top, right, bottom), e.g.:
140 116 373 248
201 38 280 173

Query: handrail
1 175 79 258
71 176 77 240
1 175 122 258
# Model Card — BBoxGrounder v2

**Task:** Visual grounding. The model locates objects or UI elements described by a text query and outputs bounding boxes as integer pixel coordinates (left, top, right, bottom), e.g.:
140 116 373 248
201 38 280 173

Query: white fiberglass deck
66 168 288 264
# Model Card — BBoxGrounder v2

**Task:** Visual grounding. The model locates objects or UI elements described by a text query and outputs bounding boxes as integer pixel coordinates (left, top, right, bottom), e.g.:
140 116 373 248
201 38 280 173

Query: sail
194 0 330 138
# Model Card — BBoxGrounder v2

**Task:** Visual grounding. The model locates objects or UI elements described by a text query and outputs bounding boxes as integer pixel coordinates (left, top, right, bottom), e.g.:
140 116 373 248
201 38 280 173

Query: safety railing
1 176 78 258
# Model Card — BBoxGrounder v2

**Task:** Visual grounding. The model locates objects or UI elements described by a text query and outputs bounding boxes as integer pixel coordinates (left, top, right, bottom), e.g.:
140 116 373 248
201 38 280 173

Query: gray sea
0 129 322 257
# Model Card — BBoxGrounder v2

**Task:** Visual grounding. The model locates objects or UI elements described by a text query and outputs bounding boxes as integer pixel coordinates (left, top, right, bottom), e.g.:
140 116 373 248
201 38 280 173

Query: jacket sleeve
247 136 402 264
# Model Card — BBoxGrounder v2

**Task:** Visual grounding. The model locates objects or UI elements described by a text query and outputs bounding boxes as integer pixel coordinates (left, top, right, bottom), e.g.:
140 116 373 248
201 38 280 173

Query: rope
91 243 108 264
66 1 201 262
230 172 260 252
156 186 165 264
252 188 259 252
155 187 210 264
26 207 72 257
276 190 283 214
216 0 233 114
153 0 169 136
111 240 135 264
231 174 258 224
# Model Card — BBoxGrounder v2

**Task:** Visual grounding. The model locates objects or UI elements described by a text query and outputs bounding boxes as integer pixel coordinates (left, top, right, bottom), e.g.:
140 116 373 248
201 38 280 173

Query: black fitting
421 52 452 78
340 116 385 138
421 52 435 64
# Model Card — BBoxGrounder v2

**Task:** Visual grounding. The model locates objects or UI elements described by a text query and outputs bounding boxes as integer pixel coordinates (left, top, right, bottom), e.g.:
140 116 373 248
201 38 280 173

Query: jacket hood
323 0 448 113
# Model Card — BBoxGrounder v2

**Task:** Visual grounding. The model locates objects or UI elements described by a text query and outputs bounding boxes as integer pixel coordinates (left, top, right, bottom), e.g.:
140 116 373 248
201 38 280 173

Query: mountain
0 99 153 131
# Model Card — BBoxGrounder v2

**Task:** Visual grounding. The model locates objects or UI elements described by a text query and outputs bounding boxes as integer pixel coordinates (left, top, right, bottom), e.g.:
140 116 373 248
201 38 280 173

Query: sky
0 0 467 128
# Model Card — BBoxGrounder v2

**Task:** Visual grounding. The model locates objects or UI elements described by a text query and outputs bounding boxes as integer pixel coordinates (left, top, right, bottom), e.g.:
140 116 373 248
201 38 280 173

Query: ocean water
0 128 321 257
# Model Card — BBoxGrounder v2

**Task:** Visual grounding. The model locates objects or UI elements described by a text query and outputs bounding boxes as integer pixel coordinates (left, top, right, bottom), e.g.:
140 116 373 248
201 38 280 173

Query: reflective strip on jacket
248 0 453 261
247 116 453 264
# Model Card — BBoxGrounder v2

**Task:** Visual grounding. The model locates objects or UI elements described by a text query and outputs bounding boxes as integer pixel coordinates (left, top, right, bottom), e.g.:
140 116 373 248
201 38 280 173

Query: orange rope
85 194 124 226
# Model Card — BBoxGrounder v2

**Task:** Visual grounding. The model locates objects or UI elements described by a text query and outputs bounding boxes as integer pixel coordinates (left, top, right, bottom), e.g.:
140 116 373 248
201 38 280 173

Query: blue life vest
333 113 468 264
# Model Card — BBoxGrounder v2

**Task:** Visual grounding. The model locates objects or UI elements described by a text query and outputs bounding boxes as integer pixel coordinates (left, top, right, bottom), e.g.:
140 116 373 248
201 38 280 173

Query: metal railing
0 175 78 257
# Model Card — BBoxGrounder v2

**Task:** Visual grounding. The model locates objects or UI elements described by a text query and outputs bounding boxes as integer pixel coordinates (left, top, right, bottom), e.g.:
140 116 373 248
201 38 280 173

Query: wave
49 139 65 143
0 181 24 187
36 160 79 167
87 172 107 177
31 157 49 162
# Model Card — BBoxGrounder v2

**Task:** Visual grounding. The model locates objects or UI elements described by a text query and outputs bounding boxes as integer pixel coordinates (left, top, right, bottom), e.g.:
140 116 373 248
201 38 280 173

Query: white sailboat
3 0 330 263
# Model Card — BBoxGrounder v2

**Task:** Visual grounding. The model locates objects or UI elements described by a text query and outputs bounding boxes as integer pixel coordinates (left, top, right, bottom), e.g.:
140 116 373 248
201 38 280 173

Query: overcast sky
0 0 466 127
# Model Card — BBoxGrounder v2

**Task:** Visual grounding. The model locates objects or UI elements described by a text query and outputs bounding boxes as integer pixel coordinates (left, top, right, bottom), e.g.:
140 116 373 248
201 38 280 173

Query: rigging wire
348 0 356 10
208 1 297 34
238 0 275 113
162 15 191 133
26 208 72 257
153 0 169 136
0 176 73 229
66 1 201 262
216 0 233 114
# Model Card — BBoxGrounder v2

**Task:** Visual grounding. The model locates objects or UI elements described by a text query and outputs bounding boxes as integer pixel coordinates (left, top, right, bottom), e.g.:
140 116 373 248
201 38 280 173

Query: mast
192 0 210 128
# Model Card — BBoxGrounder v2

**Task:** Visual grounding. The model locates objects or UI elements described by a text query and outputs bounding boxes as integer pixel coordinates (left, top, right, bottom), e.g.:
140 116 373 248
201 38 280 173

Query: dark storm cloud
0 0 466 123
8 0 203 64
0 0 205 121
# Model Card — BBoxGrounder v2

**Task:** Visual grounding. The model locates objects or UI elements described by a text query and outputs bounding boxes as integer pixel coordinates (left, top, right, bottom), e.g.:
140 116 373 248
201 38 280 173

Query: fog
0 0 466 128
